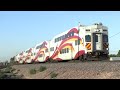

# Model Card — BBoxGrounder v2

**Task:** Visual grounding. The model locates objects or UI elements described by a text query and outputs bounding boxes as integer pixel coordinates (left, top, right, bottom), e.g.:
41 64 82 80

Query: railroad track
14 59 111 66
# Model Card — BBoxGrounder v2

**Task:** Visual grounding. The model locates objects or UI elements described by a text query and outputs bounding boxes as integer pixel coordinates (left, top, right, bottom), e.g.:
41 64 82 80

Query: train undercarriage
77 51 109 61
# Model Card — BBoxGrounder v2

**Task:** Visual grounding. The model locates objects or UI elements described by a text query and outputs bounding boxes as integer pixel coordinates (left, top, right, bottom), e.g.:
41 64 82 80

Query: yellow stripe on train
86 43 91 50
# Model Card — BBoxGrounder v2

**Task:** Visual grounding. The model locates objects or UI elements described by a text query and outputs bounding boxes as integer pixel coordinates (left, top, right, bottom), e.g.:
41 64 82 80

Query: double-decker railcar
14 22 109 63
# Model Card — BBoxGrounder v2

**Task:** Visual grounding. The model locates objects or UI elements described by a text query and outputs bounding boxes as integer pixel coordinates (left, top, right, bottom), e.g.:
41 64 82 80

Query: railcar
15 22 109 63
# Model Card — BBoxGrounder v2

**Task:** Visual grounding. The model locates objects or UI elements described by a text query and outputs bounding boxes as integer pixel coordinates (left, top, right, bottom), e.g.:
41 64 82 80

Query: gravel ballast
13 61 120 79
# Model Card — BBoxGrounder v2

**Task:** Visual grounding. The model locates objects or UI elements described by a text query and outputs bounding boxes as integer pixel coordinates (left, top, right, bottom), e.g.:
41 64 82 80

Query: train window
64 49 66 53
71 31 74 36
62 49 64 54
75 40 77 45
58 37 60 41
86 29 90 31
67 48 69 53
78 39 80 45
63 35 65 40
60 50 62 54
58 37 59 41
68 32 73 37
59 37 61 41
63 49 65 54
65 34 68 39
50 47 54 51
68 33 71 37
39 54 42 57
55 39 56 43
75 40 80 45
62 35 64 40
103 35 108 42
95 35 98 42
56 38 57 42
50 48 51 51
36 45 40 49
103 29 107 31
85 35 91 42
45 49 48 52
60 36 63 40
57 38 59 42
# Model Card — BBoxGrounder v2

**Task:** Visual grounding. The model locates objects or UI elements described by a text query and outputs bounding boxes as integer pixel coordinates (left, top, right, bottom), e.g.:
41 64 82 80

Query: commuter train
14 22 109 64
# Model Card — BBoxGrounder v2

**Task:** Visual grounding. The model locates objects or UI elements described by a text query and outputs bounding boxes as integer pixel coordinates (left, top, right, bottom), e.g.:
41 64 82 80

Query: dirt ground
12 61 120 79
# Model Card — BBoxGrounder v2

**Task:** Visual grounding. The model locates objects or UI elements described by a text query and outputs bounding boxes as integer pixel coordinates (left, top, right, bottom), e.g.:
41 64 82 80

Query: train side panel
49 27 87 61
33 41 49 62
24 48 35 63
33 42 43 62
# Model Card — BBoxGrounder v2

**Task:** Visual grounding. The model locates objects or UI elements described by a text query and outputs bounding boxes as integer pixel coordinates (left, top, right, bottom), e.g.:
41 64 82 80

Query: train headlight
96 29 100 32
106 48 109 50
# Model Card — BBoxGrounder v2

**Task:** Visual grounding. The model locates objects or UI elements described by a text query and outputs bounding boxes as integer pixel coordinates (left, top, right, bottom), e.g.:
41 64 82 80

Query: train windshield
103 35 108 42
85 35 91 42
95 35 98 42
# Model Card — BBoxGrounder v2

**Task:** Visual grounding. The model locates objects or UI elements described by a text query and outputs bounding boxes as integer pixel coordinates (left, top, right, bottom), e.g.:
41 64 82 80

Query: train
14 22 109 64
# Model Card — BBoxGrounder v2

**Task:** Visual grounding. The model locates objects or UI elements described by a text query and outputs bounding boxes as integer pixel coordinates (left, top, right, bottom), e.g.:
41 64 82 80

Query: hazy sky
0 11 120 61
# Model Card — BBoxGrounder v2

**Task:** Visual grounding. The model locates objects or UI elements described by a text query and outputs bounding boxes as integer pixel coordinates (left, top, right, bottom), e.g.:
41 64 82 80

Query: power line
110 51 118 52
109 32 120 38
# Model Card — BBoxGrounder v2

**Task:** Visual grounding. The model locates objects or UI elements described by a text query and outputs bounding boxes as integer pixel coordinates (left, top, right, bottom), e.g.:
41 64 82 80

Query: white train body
49 27 87 61
15 54 20 62
33 41 50 62
24 48 35 63
15 22 109 63
18 52 24 63
21 50 28 63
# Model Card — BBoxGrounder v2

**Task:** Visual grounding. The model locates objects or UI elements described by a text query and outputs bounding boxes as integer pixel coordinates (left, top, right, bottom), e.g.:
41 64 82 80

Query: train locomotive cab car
83 22 109 60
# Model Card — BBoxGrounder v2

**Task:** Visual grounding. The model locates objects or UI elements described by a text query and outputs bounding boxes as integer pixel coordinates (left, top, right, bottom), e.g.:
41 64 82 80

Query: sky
0 11 120 62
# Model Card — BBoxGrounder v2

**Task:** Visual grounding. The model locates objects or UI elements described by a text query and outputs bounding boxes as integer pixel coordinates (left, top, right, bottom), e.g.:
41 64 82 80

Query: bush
29 69 37 74
4 66 12 73
109 54 117 57
50 72 58 79
0 72 7 79
0 65 23 79
17 69 20 72
39 66 47 72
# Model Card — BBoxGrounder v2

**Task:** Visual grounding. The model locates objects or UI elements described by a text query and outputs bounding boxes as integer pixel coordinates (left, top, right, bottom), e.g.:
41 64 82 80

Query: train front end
85 23 109 60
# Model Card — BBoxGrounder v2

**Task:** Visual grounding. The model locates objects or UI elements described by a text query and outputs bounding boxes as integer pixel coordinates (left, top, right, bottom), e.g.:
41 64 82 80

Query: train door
93 33 102 51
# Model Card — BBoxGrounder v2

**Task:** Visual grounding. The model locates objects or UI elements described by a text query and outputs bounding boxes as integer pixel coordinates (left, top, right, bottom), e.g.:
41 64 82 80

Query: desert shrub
50 72 58 79
29 68 37 74
39 66 47 72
